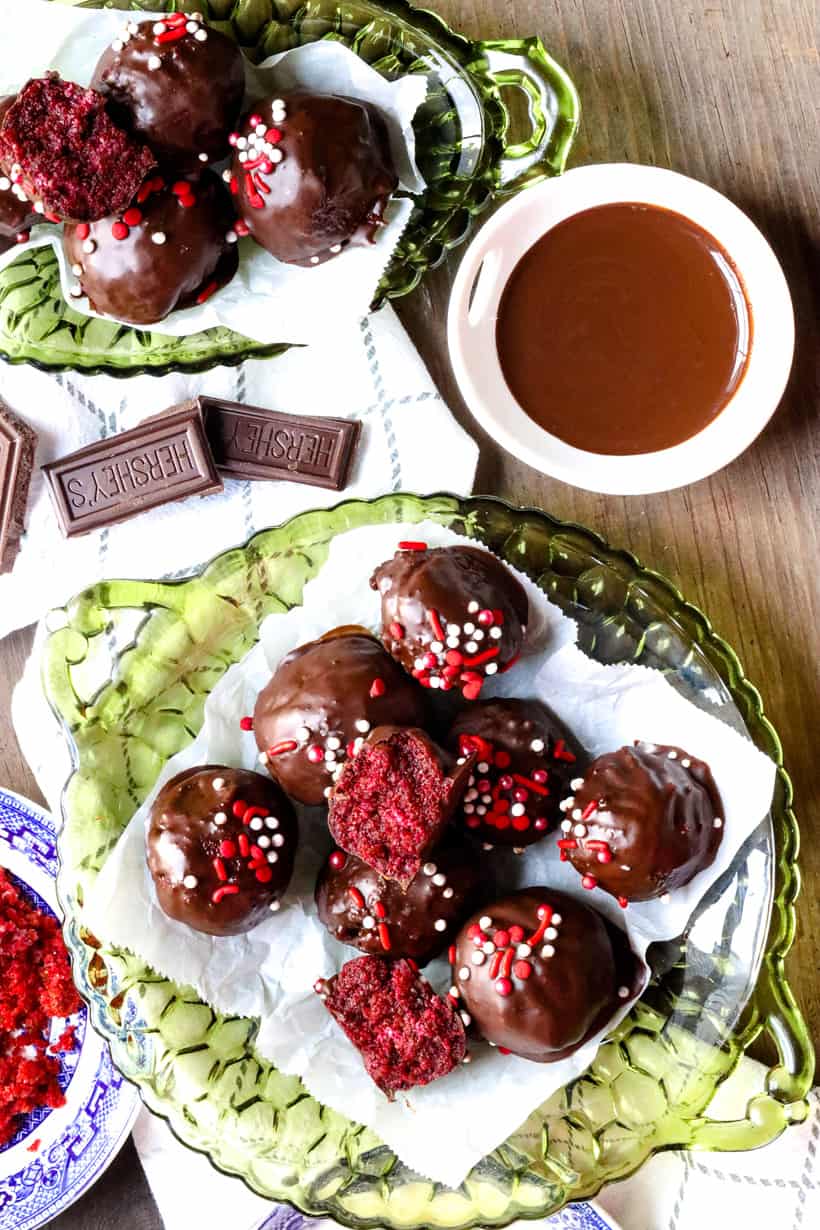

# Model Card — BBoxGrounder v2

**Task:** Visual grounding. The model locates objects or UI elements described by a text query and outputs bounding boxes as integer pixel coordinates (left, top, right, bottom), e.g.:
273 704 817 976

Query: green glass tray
43 494 813 1227
0 0 579 376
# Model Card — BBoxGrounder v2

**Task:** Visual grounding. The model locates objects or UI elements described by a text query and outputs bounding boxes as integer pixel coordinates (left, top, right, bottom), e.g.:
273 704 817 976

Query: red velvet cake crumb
0 75 155 221
0 867 80 1145
328 726 473 887
317 956 466 1096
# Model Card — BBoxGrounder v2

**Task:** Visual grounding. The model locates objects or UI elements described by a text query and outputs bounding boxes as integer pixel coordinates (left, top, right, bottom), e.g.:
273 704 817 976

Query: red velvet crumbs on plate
0 867 80 1145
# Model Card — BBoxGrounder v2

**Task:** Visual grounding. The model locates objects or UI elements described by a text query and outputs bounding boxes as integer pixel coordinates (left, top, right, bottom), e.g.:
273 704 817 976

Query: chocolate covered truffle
451 889 641 1062
316 839 484 965
252 628 426 805
63 170 238 324
328 726 474 887
147 765 297 936
447 698 588 850
92 13 245 170
559 742 724 904
371 542 529 700
229 91 397 266
316 955 467 1096
0 75 155 222
0 97 39 251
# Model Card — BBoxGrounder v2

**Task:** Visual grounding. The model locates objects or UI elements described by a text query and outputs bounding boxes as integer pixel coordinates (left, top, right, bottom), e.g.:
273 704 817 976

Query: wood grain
0 2 815 1224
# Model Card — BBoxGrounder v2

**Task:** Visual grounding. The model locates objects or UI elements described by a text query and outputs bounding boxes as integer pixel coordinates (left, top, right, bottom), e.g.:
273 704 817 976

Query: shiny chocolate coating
447 698 588 848
92 16 245 170
0 96 39 252
63 170 238 325
452 889 642 1062
371 544 529 701
316 839 485 965
561 743 724 903
230 92 398 266
253 628 426 806
147 765 297 936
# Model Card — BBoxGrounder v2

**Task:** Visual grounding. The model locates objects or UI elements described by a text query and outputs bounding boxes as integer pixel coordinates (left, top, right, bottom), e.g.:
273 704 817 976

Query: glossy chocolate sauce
495 203 751 454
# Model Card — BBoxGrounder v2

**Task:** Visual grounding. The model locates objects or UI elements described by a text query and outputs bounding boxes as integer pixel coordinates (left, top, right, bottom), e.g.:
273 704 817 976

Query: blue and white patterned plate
251 1200 622 1230
0 788 141 1230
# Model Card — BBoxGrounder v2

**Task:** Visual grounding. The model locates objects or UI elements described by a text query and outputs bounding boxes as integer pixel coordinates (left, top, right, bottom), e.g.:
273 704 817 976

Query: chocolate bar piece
43 400 222 538
200 398 360 491
0 398 38 573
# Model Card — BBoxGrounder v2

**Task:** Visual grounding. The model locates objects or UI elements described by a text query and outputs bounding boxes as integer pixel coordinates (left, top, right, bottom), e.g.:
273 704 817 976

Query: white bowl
447 163 795 495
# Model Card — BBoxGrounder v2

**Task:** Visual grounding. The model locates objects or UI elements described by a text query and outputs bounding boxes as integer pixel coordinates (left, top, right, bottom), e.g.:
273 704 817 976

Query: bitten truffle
328 726 474 887
316 839 485 965
0 75 155 222
252 628 426 806
447 698 588 849
63 170 238 324
559 742 724 904
371 542 529 700
92 13 245 170
147 765 298 936
229 92 398 266
316 955 467 1096
0 97 39 251
451 889 642 1062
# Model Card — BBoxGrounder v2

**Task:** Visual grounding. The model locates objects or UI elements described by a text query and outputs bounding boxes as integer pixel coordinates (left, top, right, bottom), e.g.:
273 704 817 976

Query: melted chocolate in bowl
495 202 752 455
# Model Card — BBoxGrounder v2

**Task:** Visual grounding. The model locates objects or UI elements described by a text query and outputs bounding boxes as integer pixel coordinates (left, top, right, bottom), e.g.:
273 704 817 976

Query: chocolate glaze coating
317 838 485 965
561 742 724 903
63 170 238 325
371 544 529 701
447 698 589 848
0 97 38 252
92 16 245 170
147 765 298 936
452 889 642 1062
230 92 398 266
253 628 427 805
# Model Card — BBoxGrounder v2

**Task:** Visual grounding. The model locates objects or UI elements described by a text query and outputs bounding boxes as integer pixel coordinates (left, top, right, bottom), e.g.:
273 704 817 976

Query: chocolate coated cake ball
315 955 467 1096
92 13 245 170
0 97 39 251
147 765 297 936
63 170 238 324
316 839 485 965
451 889 641 1062
371 542 529 701
0 75 155 222
252 628 426 806
559 742 724 904
229 92 397 266
447 698 588 850
328 725 474 887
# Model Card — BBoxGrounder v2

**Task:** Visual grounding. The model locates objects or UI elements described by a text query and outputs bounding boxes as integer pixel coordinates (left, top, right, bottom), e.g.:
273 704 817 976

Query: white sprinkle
682 758 691 768
460 1011 471 1026
329 243 342 253
272 98 285 109
560 798 574 812
257 752 268 765
310 256 320 265
476 805 487 816
618 986 630 999
126 21 138 33
238 151 248 164
530 738 545 753
434 919 447 932
432 873 446 887
272 834 285 847
153 22 166 35
267 851 279 864
236 136 247 150
255 122 267 135
464 641 478 654
443 887 454 899
463 804 475 814
660 893 671 904
467 601 479 613
257 835 271 849
544 926 558 941
250 817 264 832
479 915 492 929
270 148 283 164
570 777 584 790
148 54 162 71
265 817 279 830
481 793 492 805
477 761 489 774
449 986 459 999
69 281 82 297
214 811 227 826
573 823 587 837
324 750 337 763
33 201 44 214
471 951 485 965
485 663 498 675
183 875 198 889
465 789 478 802
552 913 562 925
482 940 495 955
423 862 437 876
324 787 332 798
112 39 124 52
463 622 475 635
446 623 461 637
355 719 370 733
414 656 427 671
269 900 281 912
572 808 582 820
561 819 572 833
714 817 723 828
459 966 470 981
326 736 341 750
462 1054 472 1064
212 777 225 791
430 640 444 653
517 944 532 959
150 230 168 247
194 28 208 41
482 843 493 851
510 803 526 817
489 626 503 639
0 177 9 191
513 846 525 855
446 636 460 648
473 629 485 641
222 169 233 183
362 915 375 929
668 749 678 759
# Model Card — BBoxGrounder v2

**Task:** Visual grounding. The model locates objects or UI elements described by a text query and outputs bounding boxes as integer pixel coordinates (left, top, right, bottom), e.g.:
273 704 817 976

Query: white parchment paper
81 522 777 1186
0 4 427 345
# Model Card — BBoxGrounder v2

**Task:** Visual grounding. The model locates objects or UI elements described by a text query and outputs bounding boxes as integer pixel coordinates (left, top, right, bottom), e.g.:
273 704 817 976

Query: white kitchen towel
131 1058 820 1230
0 304 478 637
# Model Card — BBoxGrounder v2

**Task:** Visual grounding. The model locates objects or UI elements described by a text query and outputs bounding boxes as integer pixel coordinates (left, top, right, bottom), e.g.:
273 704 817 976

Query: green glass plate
43 494 813 1227
0 0 579 376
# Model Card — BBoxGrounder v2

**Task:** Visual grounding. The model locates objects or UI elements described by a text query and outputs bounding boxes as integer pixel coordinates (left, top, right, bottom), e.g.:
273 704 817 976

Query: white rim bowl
447 163 795 495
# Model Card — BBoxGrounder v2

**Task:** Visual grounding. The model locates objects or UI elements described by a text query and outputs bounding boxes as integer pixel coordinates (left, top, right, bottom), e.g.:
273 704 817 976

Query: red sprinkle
488 950 504 980
111 221 129 240
239 716 254 731
369 677 386 698
213 858 228 882
307 745 324 764
513 773 549 797
448 945 456 964
581 800 598 821
499 947 514 979
398 540 427 550
249 113 263 128
268 740 298 756
526 904 554 947
581 875 598 890
493 929 510 950
242 806 269 826
617 896 629 909
212 884 240 904
388 621 405 640
373 901 387 920
462 682 482 701
495 977 513 997
255 867 273 883
238 834 250 858
266 126 282 143
15 230 30 243
513 960 533 980
250 845 264 861
75 223 90 240
171 180 192 197
219 840 236 859
378 922 391 951
429 607 446 641
122 207 142 226
461 646 500 668
494 751 511 769
553 740 577 762
196 280 218 305
477 609 495 626
498 1046 512 1055
232 800 247 818
348 887 366 909
329 851 346 870
508 925 525 944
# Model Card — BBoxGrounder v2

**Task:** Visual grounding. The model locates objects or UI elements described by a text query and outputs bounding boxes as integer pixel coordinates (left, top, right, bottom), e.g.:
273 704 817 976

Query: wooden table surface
0 2 817 1226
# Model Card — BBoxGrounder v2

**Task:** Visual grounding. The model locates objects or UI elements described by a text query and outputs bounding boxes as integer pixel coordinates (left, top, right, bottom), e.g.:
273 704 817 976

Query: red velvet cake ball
0 75 155 222
371 542 529 701
559 742 724 903
328 725 474 887
315 955 467 1097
